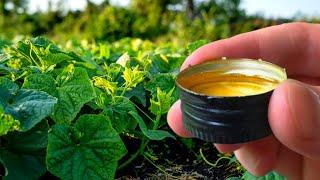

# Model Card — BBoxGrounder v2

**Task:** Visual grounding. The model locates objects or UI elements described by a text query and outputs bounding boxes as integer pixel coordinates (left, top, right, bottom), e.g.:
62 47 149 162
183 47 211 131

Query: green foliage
0 0 304 44
23 66 96 124
0 120 49 180
3 89 57 131
0 77 57 131
46 114 127 180
122 66 146 89
149 87 175 116
0 108 20 136
0 37 184 179
129 111 175 140
103 96 137 133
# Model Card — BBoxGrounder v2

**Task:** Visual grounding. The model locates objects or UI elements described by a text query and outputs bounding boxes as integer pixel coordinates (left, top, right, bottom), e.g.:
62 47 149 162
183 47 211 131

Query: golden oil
179 72 280 97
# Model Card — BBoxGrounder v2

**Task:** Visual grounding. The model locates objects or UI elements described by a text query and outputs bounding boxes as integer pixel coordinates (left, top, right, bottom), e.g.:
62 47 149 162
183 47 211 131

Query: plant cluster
0 36 210 179
0 37 286 179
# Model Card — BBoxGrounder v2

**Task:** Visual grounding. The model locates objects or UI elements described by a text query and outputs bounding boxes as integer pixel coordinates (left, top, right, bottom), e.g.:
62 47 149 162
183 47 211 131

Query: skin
167 22 320 180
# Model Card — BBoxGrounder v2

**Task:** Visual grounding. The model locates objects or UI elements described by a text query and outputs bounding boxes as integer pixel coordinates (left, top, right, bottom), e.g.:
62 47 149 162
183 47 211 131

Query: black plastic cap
179 88 273 143
176 59 287 144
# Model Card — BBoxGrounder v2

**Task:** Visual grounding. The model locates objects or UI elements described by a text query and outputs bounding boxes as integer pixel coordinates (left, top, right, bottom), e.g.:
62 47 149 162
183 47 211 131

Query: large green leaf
4 89 57 131
47 114 127 180
31 37 60 52
0 77 19 93
129 111 175 140
104 96 137 133
23 67 95 124
145 73 178 100
0 120 49 180
125 84 146 106
42 52 73 66
0 78 18 104
22 74 56 95
149 54 170 74
53 67 96 123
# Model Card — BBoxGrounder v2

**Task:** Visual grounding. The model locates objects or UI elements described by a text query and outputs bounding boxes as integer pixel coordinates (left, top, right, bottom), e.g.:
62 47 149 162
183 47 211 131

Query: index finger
181 22 320 77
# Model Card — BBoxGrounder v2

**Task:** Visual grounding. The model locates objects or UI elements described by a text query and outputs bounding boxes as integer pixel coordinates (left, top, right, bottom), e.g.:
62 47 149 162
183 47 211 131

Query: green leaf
53 67 96 123
0 120 49 180
129 111 175 140
149 87 175 116
125 84 146 106
0 77 19 93
102 63 123 82
180 138 195 150
149 54 170 74
242 171 287 180
22 73 56 94
23 67 96 124
0 78 18 104
42 52 72 66
104 96 137 133
31 36 60 52
87 87 112 110
167 54 186 73
4 89 57 131
47 114 127 180
145 73 176 97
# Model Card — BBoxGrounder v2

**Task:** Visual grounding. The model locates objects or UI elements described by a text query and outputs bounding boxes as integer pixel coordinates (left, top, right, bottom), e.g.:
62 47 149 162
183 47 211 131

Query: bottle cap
176 58 287 143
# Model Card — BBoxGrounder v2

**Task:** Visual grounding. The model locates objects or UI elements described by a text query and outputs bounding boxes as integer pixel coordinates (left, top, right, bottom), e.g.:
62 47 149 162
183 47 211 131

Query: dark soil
116 137 242 179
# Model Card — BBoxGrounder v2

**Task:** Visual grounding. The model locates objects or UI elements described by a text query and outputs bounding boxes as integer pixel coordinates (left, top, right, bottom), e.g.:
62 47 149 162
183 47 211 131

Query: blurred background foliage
0 0 319 45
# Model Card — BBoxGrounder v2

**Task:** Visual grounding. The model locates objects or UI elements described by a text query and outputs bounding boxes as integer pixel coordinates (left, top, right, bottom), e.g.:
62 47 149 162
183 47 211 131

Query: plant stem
120 86 128 97
117 114 162 170
199 148 216 167
143 153 179 179
199 148 232 168
152 113 161 130
133 103 154 122
118 138 149 170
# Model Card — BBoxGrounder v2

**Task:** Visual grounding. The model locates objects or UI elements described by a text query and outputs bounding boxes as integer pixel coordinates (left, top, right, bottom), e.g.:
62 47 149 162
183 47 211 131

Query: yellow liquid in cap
181 72 279 97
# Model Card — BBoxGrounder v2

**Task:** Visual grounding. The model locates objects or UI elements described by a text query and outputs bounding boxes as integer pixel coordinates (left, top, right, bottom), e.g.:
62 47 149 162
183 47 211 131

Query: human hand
167 22 320 180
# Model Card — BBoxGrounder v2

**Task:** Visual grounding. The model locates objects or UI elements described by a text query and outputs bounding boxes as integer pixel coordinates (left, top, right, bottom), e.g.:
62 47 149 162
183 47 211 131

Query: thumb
269 79 320 160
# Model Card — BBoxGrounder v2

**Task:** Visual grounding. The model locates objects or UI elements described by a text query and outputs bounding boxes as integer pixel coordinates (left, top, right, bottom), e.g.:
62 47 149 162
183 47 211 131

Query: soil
116 137 242 179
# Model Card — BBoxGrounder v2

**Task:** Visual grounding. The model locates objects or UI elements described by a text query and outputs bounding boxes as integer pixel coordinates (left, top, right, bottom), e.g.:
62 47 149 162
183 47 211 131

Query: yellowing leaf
149 87 175 116
93 76 118 95
0 107 20 136
122 66 145 89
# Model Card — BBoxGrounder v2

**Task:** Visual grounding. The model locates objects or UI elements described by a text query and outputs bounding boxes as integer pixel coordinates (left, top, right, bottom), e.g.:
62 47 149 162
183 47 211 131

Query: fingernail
287 81 320 139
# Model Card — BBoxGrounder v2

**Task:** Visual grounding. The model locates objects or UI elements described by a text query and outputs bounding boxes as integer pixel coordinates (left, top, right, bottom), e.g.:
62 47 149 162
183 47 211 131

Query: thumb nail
287 81 320 139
